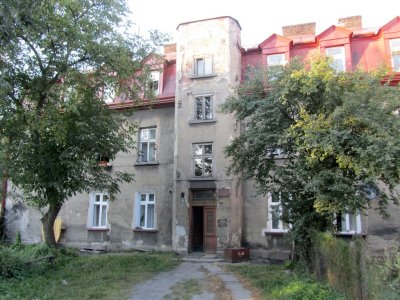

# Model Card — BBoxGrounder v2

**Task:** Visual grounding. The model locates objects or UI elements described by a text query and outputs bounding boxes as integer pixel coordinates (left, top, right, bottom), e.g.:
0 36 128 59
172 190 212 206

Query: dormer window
326 46 346 72
266 53 286 68
390 39 400 72
102 83 116 104
149 71 160 95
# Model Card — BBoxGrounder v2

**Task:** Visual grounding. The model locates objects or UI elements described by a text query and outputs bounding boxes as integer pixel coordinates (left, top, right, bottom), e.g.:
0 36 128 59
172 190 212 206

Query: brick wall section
282 22 316 37
338 16 362 29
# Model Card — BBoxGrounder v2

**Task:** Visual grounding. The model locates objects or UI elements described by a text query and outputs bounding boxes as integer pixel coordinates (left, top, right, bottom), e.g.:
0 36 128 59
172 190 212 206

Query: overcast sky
127 0 399 47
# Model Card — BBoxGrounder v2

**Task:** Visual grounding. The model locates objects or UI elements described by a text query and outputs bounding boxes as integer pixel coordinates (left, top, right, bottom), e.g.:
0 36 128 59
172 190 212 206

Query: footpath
129 256 255 300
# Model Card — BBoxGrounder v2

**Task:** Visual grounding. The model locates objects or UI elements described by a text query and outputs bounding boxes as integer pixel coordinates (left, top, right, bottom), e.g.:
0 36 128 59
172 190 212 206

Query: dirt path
129 261 255 300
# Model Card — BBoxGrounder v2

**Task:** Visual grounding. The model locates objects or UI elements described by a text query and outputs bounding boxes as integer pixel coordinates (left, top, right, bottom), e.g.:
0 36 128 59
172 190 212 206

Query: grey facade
4 16 400 258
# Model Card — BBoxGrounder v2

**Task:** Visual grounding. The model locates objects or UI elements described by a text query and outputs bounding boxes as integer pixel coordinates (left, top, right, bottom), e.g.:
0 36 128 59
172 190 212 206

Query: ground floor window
267 191 290 232
134 192 155 229
336 212 362 234
87 192 109 228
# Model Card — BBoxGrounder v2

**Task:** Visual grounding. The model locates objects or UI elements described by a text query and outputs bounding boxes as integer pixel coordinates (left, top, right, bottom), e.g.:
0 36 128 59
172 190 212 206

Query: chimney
338 16 362 29
164 43 176 54
282 22 316 37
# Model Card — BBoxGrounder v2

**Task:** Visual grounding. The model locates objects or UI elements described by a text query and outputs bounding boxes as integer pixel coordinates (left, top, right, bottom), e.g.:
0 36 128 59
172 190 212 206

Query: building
4 16 400 258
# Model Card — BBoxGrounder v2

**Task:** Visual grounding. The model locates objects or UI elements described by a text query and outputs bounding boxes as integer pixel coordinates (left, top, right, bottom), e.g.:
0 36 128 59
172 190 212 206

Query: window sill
134 161 159 166
87 227 110 232
334 232 366 237
264 231 288 236
189 73 217 79
190 177 216 181
188 119 217 125
133 228 158 233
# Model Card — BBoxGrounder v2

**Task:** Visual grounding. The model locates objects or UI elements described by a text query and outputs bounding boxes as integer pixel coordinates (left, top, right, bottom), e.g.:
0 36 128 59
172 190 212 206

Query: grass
226 263 346 300
0 248 180 300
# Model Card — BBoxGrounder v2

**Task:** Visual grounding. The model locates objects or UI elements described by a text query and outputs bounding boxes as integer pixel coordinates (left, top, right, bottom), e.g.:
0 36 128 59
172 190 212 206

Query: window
267 191 290 232
326 46 346 72
88 192 109 228
390 39 400 72
267 53 286 67
194 95 213 120
134 192 155 229
138 128 156 163
336 212 362 234
149 71 160 95
193 143 213 177
195 57 213 76
102 83 116 104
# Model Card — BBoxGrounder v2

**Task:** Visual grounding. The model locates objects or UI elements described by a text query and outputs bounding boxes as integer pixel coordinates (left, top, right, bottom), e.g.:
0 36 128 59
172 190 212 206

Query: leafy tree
222 57 400 264
0 0 167 246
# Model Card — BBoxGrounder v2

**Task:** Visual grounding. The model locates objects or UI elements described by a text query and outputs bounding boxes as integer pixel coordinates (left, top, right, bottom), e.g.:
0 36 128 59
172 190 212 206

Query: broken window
193 143 213 177
194 95 213 120
390 39 400 72
335 212 362 234
326 46 346 72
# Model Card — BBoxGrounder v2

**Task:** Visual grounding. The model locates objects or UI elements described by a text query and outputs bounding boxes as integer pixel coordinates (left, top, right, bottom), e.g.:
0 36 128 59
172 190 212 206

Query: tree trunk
41 188 62 247
0 169 8 240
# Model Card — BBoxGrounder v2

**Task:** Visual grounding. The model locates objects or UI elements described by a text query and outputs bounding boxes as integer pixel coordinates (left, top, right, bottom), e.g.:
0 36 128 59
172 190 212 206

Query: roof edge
177 16 241 30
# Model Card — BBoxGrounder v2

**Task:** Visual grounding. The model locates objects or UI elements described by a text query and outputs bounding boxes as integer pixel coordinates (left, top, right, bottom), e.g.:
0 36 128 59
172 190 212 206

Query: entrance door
203 206 216 253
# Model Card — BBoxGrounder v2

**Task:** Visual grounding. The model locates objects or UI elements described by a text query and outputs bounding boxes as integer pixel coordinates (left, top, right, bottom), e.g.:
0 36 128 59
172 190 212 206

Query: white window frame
194 95 213 120
390 39 400 72
326 46 346 72
192 143 213 177
138 127 157 163
133 192 156 229
267 191 290 233
102 83 116 104
149 71 160 95
267 53 286 68
336 212 362 234
194 56 213 76
87 192 109 229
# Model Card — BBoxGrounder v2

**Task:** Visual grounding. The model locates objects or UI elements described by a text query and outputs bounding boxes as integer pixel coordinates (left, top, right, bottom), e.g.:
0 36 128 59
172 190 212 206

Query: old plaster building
4 16 400 258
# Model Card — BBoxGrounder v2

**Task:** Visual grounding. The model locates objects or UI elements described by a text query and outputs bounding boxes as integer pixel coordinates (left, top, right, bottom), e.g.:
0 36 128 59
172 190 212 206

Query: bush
0 243 76 279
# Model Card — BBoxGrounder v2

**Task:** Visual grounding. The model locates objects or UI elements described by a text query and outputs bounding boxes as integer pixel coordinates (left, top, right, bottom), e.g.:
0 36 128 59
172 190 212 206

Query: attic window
390 39 400 72
326 46 346 72
149 71 160 95
267 53 286 67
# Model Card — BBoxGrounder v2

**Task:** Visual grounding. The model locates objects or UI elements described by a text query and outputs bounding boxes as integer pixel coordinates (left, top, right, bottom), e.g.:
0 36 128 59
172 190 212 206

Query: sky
127 0 399 48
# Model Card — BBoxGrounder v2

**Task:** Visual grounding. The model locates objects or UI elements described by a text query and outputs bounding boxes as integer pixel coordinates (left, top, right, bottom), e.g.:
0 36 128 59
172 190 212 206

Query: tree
222 57 400 264
0 0 167 246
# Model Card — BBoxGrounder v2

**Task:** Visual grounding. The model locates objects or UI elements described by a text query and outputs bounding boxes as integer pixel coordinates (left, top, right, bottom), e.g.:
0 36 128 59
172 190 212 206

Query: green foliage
366 247 400 299
227 263 345 300
0 250 180 299
0 0 168 246
312 232 365 299
222 56 400 262
0 243 76 279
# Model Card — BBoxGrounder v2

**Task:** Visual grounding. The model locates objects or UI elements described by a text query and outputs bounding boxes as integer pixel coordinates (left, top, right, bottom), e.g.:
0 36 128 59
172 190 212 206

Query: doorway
190 206 216 253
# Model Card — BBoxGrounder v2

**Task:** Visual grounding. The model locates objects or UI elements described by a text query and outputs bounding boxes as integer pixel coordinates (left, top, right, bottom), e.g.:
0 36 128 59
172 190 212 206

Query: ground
129 261 255 300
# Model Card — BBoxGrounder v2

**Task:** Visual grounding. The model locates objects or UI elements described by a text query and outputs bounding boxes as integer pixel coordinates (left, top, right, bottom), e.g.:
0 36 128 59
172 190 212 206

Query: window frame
390 39 400 72
138 127 157 163
192 143 213 177
87 192 109 229
149 71 160 95
325 46 346 72
266 53 286 68
335 211 362 235
193 56 214 77
194 94 214 121
134 192 156 230
267 191 290 233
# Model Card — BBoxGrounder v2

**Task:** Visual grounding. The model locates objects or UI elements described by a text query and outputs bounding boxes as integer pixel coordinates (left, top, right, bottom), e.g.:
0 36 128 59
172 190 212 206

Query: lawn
227 263 346 300
0 247 180 300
